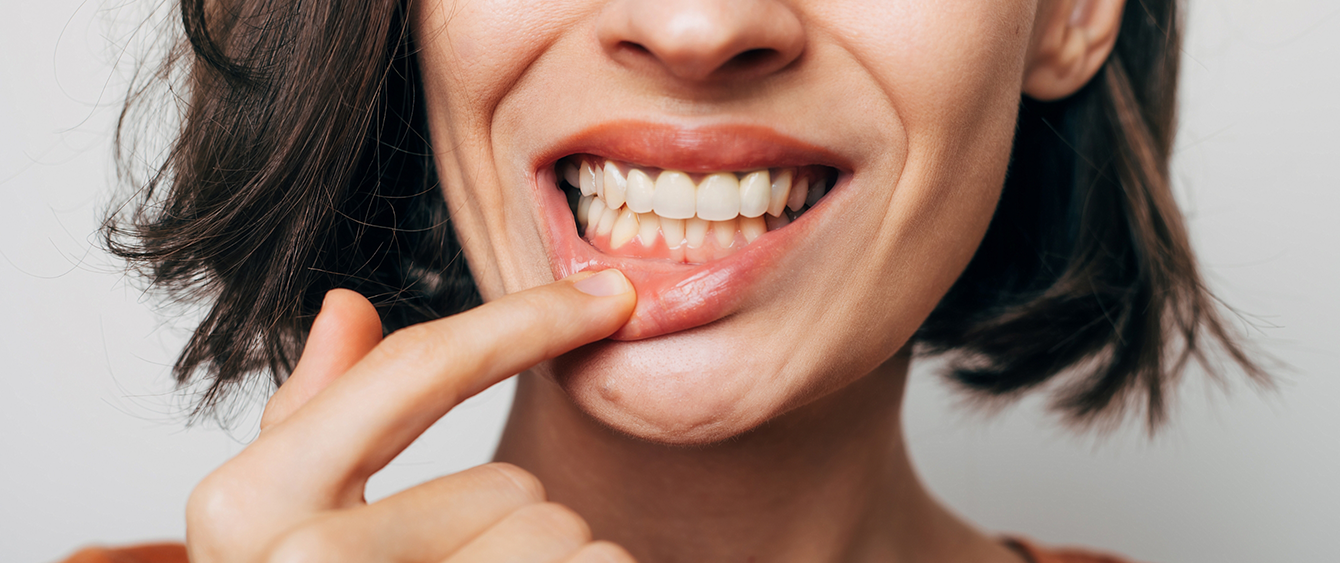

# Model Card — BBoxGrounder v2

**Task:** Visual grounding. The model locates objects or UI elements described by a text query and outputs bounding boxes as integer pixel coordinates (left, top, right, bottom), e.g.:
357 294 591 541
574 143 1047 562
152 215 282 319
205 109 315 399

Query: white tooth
737 170 770 218
596 203 618 236
577 194 594 226
653 170 696 220
660 217 685 248
787 176 808 211
563 161 580 187
713 219 737 248
741 215 767 243
594 161 605 200
696 172 741 221
610 207 639 249
603 160 627 209
637 213 660 246
806 176 826 207
767 168 793 217
685 217 709 248
579 160 597 196
764 213 790 231
625 169 655 213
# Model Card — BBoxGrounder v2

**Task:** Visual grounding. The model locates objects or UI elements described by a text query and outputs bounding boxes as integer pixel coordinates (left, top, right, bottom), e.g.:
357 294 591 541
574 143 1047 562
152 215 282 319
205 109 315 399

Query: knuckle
378 324 447 366
265 523 349 563
515 502 592 542
186 472 246 531
573 541 638 563
478 462 547 503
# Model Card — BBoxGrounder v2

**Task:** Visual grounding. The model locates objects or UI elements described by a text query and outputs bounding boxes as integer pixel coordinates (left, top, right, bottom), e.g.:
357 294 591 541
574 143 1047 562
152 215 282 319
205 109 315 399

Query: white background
2 1 1337 561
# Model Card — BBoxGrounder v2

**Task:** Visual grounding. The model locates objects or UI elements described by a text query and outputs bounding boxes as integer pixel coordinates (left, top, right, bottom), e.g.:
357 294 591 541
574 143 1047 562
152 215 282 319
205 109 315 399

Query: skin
185 0 1125 561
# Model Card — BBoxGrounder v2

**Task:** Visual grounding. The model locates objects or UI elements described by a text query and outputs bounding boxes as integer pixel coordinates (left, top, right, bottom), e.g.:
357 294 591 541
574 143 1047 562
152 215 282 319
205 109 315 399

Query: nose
598 0 806 82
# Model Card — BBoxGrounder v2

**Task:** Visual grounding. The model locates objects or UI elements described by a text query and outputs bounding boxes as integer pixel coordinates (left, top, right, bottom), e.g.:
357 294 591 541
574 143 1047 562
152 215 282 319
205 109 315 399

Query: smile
532 121 853 341
560 156 838 263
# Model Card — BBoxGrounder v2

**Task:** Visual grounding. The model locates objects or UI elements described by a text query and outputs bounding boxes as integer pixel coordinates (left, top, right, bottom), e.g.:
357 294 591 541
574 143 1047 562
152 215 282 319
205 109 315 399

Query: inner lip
555 154 840 265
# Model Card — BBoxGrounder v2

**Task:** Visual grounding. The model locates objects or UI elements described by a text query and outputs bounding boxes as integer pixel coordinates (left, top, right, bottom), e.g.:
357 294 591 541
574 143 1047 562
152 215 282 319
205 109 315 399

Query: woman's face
414 0 1044 443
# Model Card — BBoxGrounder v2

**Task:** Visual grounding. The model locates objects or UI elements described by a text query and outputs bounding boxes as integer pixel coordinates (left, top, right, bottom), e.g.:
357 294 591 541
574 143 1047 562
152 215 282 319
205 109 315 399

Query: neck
494 354 1016 563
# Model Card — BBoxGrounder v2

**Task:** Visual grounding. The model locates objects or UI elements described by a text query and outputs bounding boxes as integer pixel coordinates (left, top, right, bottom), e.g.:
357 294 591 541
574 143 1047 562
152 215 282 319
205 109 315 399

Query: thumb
261 289 383 430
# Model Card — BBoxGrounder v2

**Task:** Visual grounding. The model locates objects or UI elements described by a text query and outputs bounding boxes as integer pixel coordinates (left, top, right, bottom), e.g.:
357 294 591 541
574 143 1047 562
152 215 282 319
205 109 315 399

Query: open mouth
557 155 838 264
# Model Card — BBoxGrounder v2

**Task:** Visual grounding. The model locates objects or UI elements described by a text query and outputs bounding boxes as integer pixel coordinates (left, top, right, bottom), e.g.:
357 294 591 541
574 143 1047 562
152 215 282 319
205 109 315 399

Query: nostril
616 41 653 57
721 48 777 73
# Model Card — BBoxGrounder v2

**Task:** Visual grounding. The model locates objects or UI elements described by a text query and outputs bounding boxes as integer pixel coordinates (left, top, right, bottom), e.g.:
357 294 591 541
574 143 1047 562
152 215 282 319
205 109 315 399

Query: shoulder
1006 537 1149 563
58 543 187 563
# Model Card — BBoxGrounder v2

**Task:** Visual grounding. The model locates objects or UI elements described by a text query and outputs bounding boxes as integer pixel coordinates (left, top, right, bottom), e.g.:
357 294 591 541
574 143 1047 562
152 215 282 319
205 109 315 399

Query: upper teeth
565 158 826 223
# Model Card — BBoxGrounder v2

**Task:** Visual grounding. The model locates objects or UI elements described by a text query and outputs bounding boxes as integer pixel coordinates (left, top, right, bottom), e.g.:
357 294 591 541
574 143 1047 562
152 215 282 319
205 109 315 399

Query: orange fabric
58 543 187 563
1008 537 1145 563
60 539 1140 563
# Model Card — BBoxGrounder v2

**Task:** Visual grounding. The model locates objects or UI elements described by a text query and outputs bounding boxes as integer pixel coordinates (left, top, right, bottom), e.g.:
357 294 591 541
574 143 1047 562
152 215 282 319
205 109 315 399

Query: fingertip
316 289 383 345
571 269 633 297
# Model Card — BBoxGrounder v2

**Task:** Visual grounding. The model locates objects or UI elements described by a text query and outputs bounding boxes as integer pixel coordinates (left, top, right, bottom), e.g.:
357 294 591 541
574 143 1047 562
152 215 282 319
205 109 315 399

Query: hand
186 270 638 563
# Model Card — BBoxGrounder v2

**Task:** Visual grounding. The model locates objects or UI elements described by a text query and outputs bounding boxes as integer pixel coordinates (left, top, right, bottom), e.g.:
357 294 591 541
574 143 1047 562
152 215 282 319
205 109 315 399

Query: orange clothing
60 538 1139 563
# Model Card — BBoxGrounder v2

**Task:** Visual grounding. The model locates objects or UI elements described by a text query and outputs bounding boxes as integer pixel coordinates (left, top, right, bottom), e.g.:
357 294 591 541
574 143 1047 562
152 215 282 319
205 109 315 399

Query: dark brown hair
108 0 1265 426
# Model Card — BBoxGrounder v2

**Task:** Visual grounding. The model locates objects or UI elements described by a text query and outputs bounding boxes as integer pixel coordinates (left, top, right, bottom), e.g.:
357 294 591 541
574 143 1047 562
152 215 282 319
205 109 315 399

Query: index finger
258 269 635 490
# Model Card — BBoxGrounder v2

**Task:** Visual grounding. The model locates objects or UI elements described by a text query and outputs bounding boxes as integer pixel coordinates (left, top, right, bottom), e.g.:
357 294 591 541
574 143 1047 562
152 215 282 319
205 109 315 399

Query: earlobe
1022 0 1127 101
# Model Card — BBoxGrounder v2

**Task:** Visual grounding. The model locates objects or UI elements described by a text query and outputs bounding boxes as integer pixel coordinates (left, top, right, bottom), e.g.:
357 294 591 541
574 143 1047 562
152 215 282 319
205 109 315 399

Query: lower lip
534 167 822 340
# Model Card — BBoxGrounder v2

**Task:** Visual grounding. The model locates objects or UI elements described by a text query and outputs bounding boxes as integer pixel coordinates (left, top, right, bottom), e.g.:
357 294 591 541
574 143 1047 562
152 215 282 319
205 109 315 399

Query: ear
1023 0 1127 101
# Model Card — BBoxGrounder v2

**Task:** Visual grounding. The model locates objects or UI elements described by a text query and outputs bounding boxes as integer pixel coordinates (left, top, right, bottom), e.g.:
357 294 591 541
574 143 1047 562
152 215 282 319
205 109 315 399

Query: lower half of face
416 0 1038 444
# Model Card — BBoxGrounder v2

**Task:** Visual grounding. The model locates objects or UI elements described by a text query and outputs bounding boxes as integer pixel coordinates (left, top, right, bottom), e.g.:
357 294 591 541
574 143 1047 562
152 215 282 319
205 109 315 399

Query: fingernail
573 269 632 297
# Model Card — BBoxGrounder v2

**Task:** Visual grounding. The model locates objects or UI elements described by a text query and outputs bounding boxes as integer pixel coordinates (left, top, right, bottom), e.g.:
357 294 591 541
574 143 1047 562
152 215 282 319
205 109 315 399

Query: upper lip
533 120 853 174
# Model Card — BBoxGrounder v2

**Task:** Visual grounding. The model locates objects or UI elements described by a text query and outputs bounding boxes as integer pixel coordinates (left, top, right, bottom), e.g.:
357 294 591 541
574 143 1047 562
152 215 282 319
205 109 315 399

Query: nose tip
599 0 806 82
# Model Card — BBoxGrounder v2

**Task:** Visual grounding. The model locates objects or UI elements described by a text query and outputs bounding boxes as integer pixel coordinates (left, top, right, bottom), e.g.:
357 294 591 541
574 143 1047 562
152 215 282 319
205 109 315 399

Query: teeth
625 168 655 213
786 176 808 212
805 177 826 207
685 217 709 248
740 215 766 243
653 171 697 220
595 203 619 236
610 207 640 249
767 168 791 217
603 160 627 209
563 161 580 188
696 173 741 221
563 158 836 259
713 219 736 248
579 160 598 197
660 217 685 248
737 170 770 218
637 212 660 246
577 194 594 226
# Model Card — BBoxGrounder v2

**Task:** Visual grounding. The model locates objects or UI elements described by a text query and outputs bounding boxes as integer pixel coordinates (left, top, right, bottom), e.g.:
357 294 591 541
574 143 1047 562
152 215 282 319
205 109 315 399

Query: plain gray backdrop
2 0 1337 561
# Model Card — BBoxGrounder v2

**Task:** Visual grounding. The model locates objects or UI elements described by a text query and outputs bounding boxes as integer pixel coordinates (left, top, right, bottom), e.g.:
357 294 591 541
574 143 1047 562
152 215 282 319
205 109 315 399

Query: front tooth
696 173 741 221
741 215 766 243
603 160 627 209
737 170 770 218
610 208 639 249
713 219 737 248
625 169 655 213
563 161 580 187
595 203 619 236
637 213 660 246
787 176 808 211
767 168 793 217
579 160 598 196
577 194 594 226
653 171 696 219
660 217 685 248
685 217 709 248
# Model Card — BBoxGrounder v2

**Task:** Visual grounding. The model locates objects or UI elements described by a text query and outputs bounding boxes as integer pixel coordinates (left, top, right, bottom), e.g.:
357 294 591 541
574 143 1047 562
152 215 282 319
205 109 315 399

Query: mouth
532 121 851 341
560 157 838 264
